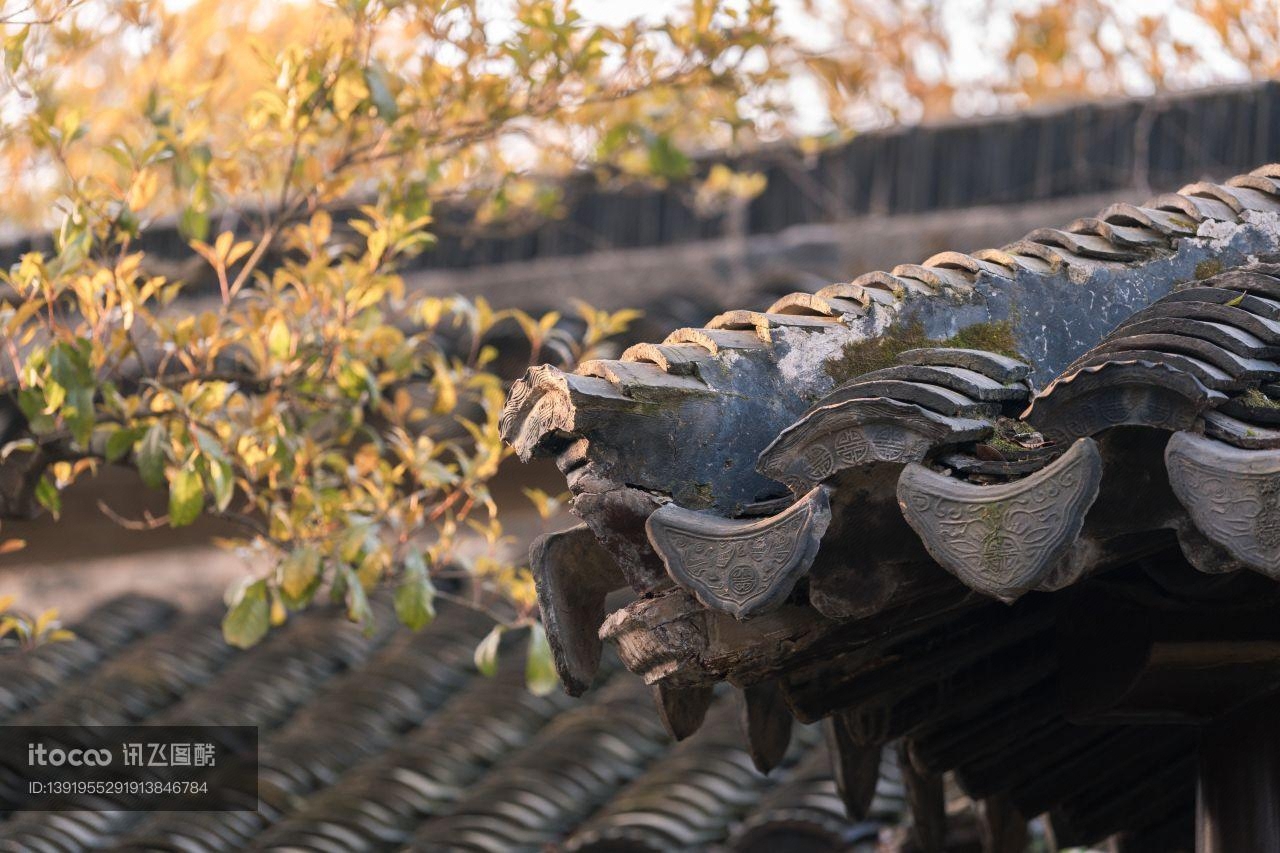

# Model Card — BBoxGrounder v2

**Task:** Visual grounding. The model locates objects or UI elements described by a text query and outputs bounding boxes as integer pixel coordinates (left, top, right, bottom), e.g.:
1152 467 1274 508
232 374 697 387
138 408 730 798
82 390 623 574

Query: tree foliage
0 0 787 664
796 0 1280 129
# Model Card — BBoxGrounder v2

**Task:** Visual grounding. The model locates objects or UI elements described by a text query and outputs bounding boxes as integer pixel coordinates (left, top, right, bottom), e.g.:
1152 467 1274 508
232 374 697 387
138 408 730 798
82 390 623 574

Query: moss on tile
1243 387 1280 410
1195 259 1224 280
945 320 1020 359
824 320 1022 383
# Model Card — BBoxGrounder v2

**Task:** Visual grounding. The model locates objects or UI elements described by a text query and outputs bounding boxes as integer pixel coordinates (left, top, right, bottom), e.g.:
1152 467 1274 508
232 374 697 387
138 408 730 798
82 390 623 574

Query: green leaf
42 381 65 412
222 579 270 648
525 623 558 696
48 342 91 390
279 547 321 604
34 475 60 519
208 458 235 512
168 467 204 527
647 134 691 179
64 386 95 448
179 205 210 242
105 426 142 463
364 64 399 121
4 26 28 75
137 423 167 489
267 318 291 360
395 555 436 631
344 568 374 632
474 624 505 677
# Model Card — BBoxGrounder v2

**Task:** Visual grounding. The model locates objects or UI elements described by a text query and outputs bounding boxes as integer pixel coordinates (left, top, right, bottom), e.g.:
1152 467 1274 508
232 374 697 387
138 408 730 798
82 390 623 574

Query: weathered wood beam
1053 758 1195 849
780 598 1053 723
900 742 947 853
651 682 715 741
736 680 793 773
823 713 882 820
906 677 1062 775
1009 726 1194 819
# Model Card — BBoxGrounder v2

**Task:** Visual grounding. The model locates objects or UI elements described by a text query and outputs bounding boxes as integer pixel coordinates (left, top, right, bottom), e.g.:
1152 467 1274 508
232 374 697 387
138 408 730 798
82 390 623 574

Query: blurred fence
4 81 1278 270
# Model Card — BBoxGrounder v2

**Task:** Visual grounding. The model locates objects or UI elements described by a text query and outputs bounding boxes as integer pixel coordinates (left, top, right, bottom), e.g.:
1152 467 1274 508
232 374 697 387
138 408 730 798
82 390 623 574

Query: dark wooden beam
1196 691 1280 853
977 794 1028 853
1057 583 1280 724
900 742 947 853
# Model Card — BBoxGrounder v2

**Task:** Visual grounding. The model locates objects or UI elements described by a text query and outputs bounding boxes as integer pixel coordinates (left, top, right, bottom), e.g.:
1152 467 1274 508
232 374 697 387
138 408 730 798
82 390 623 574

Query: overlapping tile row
0 599 398 852
561 701 818 852
247 661 577 852
0 595 176 720
0 593 926 849
726 745 903 852
107 606 492 853
402 677 672 853
9 605 234 726
1026 264 1280 582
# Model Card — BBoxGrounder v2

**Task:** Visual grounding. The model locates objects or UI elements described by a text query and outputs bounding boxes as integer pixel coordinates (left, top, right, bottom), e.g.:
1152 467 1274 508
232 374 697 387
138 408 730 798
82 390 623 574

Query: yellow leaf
333 70 370 120
126 169 159 211
225 240 254 267
35 608 58 635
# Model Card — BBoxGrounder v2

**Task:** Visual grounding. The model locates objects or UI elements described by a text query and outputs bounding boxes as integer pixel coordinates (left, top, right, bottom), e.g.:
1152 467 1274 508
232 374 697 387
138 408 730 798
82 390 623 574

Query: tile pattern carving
1166 430 1280 579
646 486 832 619
897 439 1103 602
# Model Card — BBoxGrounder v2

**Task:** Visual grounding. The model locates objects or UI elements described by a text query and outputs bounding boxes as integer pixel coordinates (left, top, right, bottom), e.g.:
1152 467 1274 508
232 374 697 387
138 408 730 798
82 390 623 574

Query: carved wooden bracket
900 741 948 853
823 713 882 821
651 682 714 741
1166 431 1280 580
645 486 832 619
896 438 1103 603
529 525 626 696
736 680 794 773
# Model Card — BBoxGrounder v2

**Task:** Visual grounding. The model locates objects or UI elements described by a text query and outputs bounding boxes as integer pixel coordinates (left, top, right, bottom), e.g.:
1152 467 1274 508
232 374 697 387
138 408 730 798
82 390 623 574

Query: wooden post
1197 692 1280 853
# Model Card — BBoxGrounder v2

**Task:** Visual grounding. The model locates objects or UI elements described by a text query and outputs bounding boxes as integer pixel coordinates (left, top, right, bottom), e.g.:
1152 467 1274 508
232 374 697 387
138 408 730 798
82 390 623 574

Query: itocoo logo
27 743 113 767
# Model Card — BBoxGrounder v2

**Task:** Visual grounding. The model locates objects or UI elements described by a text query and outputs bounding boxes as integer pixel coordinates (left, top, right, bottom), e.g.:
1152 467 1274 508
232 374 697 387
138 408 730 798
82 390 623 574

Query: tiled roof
499 164 1280 851
0 594 916 853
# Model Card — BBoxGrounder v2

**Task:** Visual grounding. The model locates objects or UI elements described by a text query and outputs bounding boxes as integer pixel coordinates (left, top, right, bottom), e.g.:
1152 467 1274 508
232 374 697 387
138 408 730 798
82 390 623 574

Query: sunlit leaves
222 578 270 648
278 546 322 606
137 423 168 489
0 596 73 651
474 624 505 677
394 552 436 630
525 622 558 696
1 0 672 656
168 467 204 527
